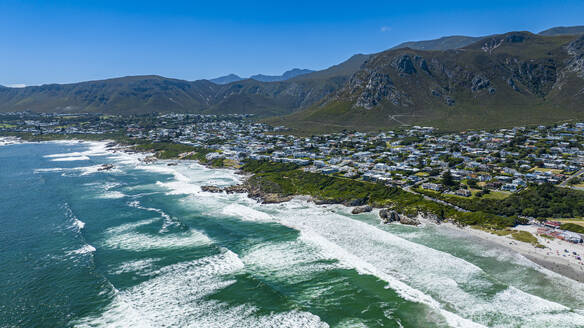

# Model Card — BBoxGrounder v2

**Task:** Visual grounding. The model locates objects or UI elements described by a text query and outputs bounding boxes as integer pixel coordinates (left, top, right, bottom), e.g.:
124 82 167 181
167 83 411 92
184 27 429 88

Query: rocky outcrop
352 73 413 109
566 35 584 78
351 205 373 214
379 209 423 226
471 74 492 93
379 209 400 224
97 164 114 171
201 185 224 193
418 212 442 224
224 184 248 193
392 55 417 75
399 215 421 226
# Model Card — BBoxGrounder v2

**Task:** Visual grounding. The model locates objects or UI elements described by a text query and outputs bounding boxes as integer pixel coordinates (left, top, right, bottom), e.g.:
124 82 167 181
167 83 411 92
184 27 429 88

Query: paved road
560 168 584 187
402 183 470 213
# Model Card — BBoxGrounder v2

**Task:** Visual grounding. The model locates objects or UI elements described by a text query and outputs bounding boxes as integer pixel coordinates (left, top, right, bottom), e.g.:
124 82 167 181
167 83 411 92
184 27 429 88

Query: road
560 167 584 187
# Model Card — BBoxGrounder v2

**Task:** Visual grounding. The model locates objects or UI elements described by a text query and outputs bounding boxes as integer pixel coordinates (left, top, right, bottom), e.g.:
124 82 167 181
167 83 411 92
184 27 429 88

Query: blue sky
1 0 583 86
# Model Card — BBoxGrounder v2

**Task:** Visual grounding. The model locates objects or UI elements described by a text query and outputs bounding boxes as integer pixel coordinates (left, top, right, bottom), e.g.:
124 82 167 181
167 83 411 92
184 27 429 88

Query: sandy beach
450 223 584 283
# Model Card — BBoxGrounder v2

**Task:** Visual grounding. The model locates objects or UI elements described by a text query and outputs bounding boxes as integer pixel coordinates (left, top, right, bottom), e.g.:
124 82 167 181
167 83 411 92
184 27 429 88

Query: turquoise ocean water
1 141 584 328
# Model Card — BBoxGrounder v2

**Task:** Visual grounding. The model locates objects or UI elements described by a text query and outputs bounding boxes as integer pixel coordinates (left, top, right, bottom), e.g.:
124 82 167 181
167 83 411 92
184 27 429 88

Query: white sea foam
50 155 91 161
0 136 21 146
111 258 160 276
72 218 86 230
71 149 584 327
134 161 240 196
97 191 126 199
221 199 584 327
103 211 211 252
74 249 327 328
34 167 65 173
34 164 117 176
44 141 112 164
241 239 342 284
105 217 160 234
222 203 272 222
68 244 96 256
127 200 179 233
103 228 211 252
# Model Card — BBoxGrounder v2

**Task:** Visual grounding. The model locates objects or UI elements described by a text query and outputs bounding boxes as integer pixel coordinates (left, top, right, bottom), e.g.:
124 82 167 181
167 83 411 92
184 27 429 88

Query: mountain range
209 68 315 84
1 25 584 132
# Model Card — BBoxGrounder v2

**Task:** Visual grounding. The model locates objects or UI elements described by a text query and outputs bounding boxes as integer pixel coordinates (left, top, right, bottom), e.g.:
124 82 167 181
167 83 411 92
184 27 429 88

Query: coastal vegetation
511 230 541 247
243 160 519 228
416 183 584 218
560 222 584 234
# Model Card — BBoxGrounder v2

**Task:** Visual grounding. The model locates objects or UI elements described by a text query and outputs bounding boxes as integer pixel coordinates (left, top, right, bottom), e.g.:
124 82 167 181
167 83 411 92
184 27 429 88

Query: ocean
1 141 584 328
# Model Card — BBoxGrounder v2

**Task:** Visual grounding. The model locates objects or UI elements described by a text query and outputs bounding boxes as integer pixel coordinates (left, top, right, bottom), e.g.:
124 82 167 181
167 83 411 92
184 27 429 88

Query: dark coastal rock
312 198 339 205
260 194 293 204
399 215 421 226
201 185 223 193
224 184 248 193
419 212 441 224
379 209 400 224
342 198 368 207
351 205 373 214
97 164 114 171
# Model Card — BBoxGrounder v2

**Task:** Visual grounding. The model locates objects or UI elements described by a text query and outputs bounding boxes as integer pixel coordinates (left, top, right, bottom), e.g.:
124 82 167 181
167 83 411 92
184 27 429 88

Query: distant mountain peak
209 68 315 85
209 74 243 85
539 25 584 36
392 35 483 51
250 68 315 82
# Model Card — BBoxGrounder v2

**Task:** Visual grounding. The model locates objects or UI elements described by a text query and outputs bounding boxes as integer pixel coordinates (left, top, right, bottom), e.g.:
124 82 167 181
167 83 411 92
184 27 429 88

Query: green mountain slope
272 32 584 133
539 26 584 36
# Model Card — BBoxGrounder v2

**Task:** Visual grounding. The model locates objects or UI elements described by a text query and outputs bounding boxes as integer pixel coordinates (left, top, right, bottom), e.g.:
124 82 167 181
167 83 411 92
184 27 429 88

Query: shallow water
1 141 583 328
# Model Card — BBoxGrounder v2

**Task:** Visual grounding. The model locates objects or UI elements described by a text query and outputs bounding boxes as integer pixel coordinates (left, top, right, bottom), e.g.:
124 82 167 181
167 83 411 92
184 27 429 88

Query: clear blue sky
1 0 583 86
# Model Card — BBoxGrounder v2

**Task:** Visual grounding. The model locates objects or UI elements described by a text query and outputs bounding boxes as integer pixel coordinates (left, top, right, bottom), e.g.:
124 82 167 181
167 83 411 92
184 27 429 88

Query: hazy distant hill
209 68 314 85
209 74 243 85
539 26 584 36
272 32 584 132
392 35 482 51
0 58 364 116
250 68 315 82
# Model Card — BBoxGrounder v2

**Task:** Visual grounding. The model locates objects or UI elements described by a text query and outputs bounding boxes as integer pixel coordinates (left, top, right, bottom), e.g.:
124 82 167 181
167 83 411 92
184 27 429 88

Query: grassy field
531 167 564 174
556 219 584 227
481 191 512 200
511 231 542 247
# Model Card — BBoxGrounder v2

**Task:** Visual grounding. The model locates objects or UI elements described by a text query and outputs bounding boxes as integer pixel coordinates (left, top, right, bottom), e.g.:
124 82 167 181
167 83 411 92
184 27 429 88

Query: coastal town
3 111 584 194
2 111 584 274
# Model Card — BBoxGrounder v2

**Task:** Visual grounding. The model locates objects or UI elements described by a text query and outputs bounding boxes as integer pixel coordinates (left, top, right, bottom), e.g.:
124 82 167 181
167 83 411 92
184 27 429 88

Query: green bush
560 223 584 234
417 183 584 218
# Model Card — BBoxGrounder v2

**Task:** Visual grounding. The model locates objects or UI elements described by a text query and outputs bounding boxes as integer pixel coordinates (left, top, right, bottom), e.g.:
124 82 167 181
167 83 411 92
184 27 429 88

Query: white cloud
380 26 391 33
5 84 26 88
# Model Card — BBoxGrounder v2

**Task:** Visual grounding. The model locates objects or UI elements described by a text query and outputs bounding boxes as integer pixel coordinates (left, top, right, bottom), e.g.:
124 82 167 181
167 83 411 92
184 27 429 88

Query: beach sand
447 223 584 283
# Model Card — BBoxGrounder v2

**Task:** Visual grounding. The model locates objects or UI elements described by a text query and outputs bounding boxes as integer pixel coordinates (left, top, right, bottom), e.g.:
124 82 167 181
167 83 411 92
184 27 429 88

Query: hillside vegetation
417 183 584 218
273 32 584 133
243 160 520 228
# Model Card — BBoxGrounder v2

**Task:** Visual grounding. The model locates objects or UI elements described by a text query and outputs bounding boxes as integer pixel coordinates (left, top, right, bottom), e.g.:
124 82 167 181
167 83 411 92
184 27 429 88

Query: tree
442 170 457 188
467 179 478 189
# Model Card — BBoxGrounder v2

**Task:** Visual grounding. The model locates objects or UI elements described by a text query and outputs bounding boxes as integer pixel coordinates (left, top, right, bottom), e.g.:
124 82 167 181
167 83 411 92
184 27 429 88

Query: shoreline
102 139 584 284
441 222 584 283
8 137 584 284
